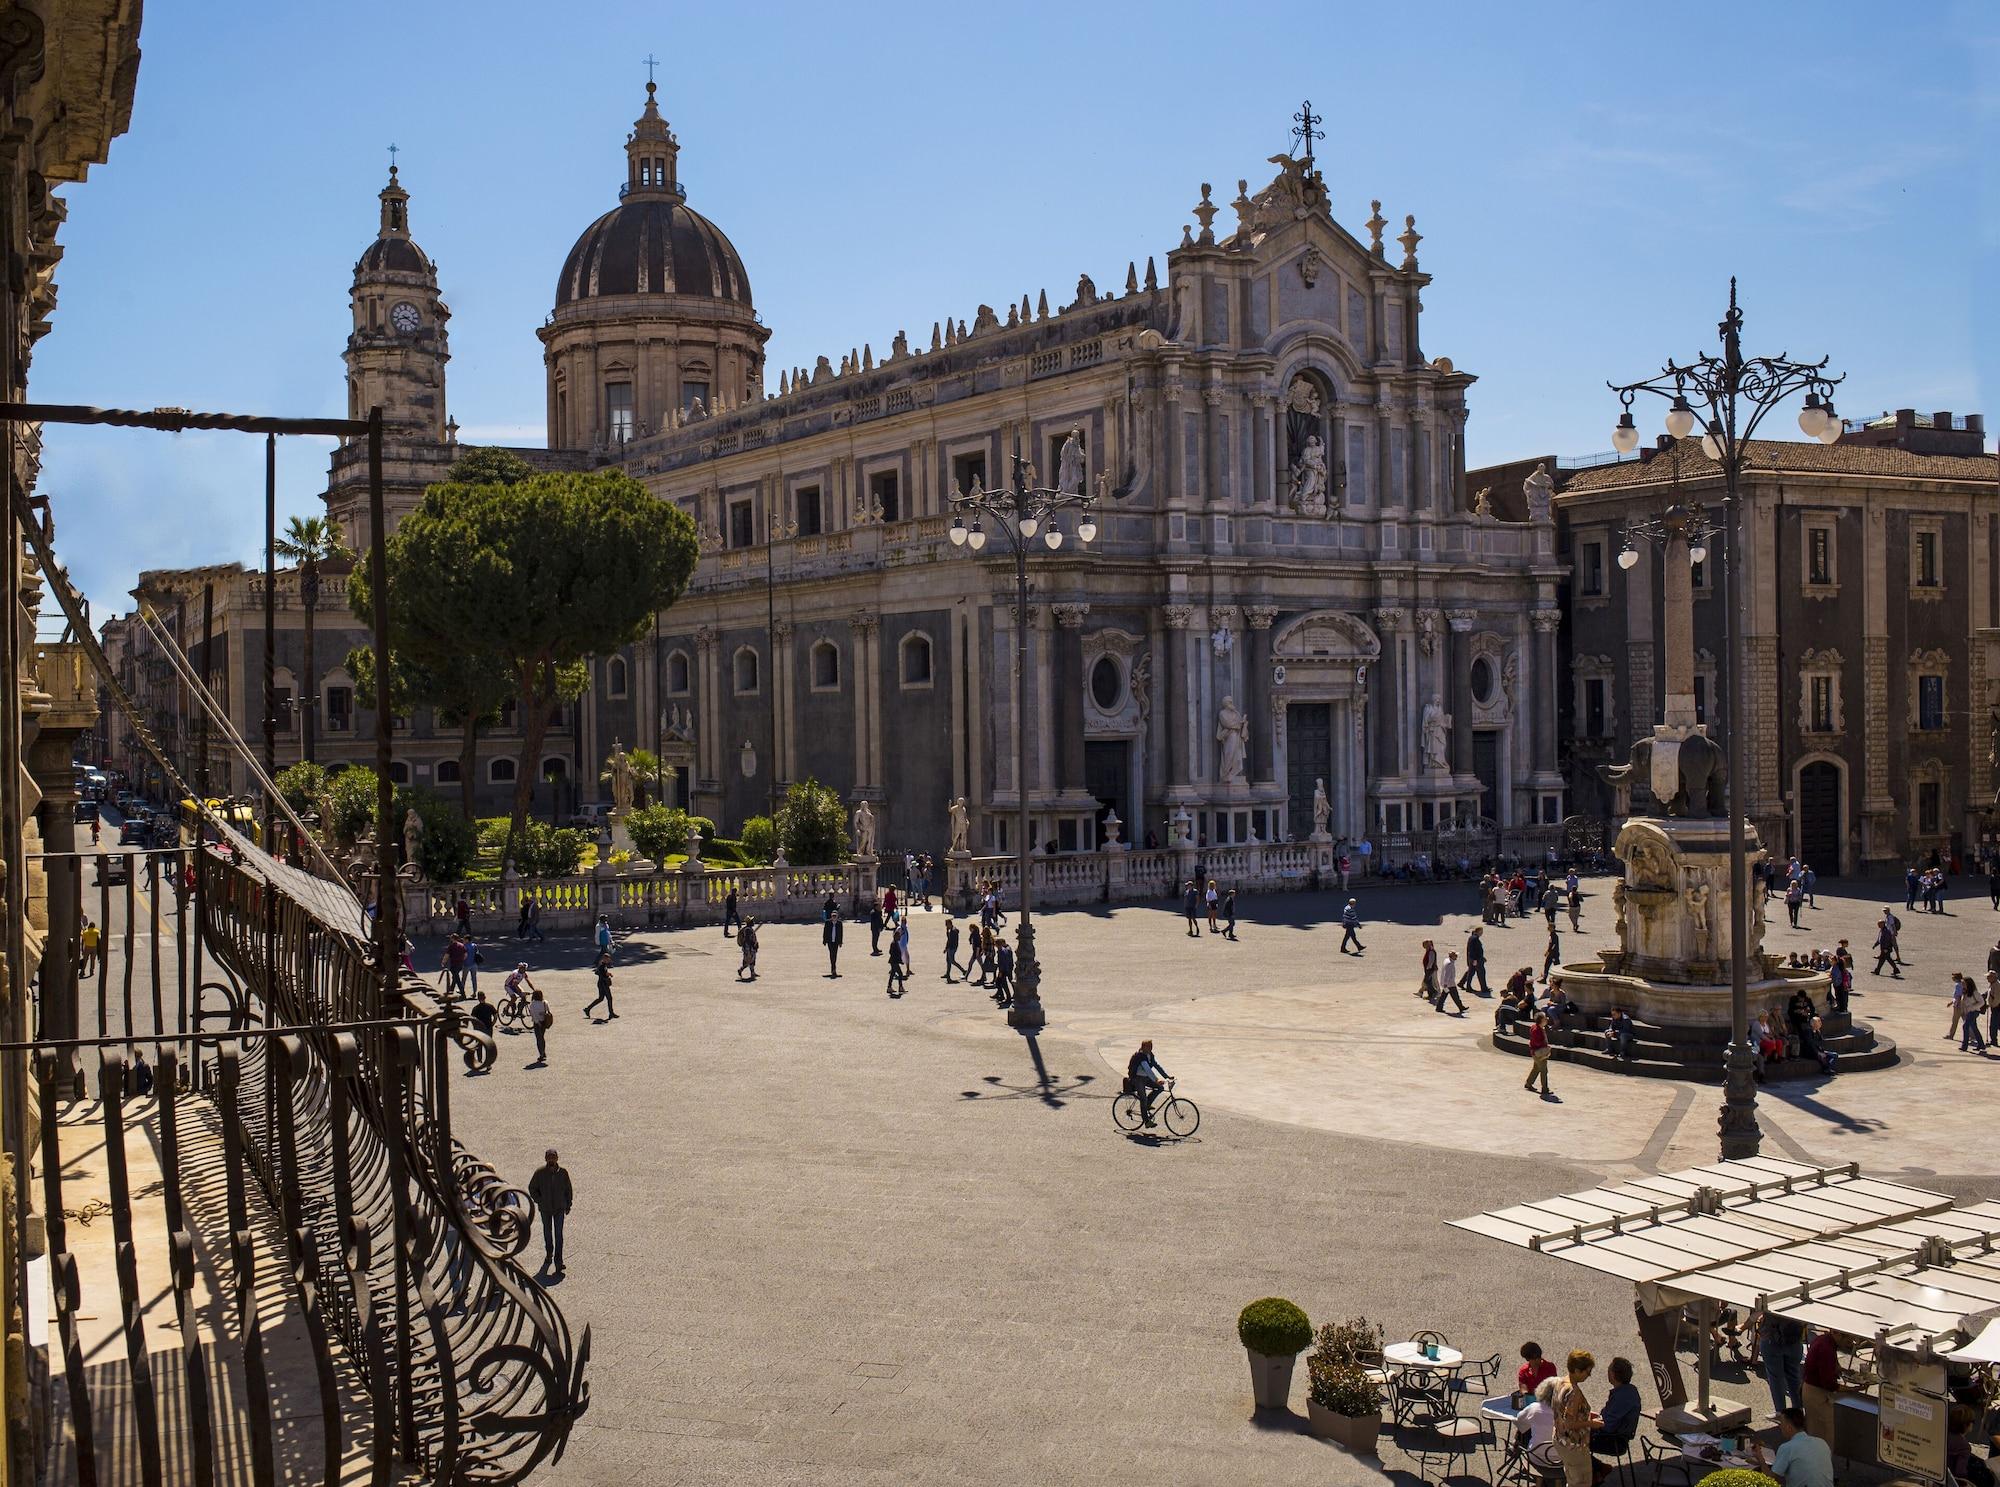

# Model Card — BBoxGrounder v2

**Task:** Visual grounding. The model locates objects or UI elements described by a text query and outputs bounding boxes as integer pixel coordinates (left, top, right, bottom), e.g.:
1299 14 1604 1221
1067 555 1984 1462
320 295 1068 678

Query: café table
1383 1342 1464 1427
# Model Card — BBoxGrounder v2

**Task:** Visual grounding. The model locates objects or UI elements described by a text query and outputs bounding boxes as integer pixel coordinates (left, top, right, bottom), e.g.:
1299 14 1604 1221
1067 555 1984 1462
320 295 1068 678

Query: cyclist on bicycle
1126 1039 1171 1128
503 963 539 1020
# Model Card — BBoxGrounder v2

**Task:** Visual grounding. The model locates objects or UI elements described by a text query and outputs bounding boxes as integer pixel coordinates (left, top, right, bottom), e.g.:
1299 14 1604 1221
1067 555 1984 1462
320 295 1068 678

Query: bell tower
343 161 450 440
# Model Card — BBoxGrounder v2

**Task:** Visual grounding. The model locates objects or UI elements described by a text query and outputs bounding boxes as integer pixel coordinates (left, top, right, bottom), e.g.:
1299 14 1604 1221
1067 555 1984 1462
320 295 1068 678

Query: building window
489 757 516 784
869 469 900 522
606 655 628 699
436 759 461 784
1914 529 1940 589
901 632 933 688
1578 540 1605 598
681 380 709 416
810 639 840 691
388 761 411 784
542 757 567 779
667 650 691 695
795 485 823 537
325 685 353 733
1690 555 1709 592
1807 525 1833 586
1810 676 1834 733
606 382 635 444
733 646 760 696
728 500 754 549
499 699 517 731
1693 674 1708 726
1918 674 1945 730
273 685 295 731
1584 677 1607 738
1918 780 1941 835
951 451 987 495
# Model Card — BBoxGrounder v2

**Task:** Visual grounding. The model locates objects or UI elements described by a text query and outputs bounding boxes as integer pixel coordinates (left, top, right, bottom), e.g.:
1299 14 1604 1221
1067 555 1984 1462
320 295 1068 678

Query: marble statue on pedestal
1056 428 1086 495
1215 696 1249 784
947 797 970 854
852 800 876 858
1311 778 1332 838
608 740 635 814
1289 435 1329 517
402 809 424 878
1421 696 1451 772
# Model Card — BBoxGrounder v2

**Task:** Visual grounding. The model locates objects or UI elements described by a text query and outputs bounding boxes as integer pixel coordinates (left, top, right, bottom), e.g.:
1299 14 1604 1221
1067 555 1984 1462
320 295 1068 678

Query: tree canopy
446 446 535 486
775 778 850 865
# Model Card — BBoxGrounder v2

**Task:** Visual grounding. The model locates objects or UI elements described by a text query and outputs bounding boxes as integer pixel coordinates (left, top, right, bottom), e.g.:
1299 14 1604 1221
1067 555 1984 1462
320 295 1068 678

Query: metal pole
263 433 277 849
1717 308 1761 1160
366 408 398 1014
766 540 777 820
1009 449 1044 1032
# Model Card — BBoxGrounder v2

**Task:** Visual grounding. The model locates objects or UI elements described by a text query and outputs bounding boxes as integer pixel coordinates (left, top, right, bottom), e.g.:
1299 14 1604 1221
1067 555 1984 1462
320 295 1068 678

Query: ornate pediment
1272 610 1380 661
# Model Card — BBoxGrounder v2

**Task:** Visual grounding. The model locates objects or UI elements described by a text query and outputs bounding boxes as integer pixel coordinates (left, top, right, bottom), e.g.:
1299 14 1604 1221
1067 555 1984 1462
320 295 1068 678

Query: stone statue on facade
608 740 636 815
1311 778 1332 838
1056 428 1086 495
1686 880 1711 950
947 796 970 854
1421 695 1451 772
1523 462 1554 521
402 808 424 877
1215 695 1250 785
852 800 877 858
1130 651 1152 724
1288 435 1329 518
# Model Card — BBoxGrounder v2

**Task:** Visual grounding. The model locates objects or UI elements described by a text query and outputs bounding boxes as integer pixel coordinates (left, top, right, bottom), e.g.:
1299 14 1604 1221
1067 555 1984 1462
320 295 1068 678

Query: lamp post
1607 279 1843 1160
948 436 1100 1032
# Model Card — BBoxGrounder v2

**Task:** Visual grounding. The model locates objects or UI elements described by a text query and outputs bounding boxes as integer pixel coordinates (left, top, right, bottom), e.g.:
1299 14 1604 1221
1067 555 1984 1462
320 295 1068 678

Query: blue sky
33 0 1996 620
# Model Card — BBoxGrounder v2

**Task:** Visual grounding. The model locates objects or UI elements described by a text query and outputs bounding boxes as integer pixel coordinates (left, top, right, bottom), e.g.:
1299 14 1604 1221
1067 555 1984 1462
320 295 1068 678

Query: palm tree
274 515 353 764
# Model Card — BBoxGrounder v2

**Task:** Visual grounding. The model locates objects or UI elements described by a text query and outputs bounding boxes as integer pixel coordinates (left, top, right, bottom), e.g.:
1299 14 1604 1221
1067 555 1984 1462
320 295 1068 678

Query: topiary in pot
1237 1298 1312 1411
1306 1319 1384 1451
1691 1473 1777 1487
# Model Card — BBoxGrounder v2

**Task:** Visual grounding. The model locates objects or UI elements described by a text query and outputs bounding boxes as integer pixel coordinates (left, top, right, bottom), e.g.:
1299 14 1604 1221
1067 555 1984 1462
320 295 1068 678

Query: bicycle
1112 1076 1199 1137
498 992 532 1030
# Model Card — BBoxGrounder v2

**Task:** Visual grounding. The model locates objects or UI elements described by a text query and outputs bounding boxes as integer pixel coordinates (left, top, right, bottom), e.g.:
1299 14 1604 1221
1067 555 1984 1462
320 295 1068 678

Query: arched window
435 759 462 784
667 649 691 695
542 757 567 779
900 632 933 688
606 655 629 699
387 761 411 784
489 758 517 784
733 646 760 695
810 639 841 692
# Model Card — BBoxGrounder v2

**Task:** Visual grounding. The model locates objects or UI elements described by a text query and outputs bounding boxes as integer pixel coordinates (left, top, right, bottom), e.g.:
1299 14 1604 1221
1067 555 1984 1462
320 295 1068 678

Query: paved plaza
445 876 1999 1484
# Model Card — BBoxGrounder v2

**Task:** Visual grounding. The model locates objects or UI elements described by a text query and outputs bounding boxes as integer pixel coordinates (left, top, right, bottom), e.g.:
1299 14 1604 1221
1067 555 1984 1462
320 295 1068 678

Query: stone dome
357 234 431 276
554 197 752 308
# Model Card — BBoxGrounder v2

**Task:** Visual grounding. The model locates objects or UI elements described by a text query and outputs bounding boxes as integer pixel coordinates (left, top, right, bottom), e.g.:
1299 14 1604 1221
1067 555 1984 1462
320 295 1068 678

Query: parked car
118 818 149 846
73 800 99 823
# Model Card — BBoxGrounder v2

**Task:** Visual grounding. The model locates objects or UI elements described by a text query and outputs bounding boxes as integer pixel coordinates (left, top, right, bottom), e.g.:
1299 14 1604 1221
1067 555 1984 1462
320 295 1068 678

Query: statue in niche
1289 436 1329 518
1420 695 1451 773
1686 881 1711 950
1130 651 1152 724
1285 376 1333 517
1611 880 1628 940
1215 695 1250 784
1312 778 1332 837
1056 427 1086 495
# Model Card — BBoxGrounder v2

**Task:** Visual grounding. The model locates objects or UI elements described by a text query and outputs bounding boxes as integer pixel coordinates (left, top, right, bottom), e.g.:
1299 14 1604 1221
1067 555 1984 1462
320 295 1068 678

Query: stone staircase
1491 1007 1898 1082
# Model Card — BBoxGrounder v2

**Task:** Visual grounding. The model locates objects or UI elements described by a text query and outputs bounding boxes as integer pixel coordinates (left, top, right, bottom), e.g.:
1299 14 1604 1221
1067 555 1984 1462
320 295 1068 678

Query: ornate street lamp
948 435 1100 1032
1607 279 1842 1160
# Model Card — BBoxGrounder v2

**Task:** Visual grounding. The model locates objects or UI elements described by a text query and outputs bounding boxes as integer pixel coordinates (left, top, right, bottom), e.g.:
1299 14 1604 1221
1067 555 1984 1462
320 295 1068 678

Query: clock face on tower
390 301 421 334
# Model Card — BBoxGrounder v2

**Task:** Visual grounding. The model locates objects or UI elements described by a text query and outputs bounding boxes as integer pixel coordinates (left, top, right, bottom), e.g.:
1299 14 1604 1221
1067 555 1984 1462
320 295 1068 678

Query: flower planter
1308 1400 1380 1455
1246 1349 1296 1411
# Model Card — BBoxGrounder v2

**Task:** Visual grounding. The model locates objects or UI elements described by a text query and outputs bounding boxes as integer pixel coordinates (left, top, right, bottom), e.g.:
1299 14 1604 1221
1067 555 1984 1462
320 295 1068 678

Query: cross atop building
1292 100 1322 163
643 53 660 85
387 141 399 174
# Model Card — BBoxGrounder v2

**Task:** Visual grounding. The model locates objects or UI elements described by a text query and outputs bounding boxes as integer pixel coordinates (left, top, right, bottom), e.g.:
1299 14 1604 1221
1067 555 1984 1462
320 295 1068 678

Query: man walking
1340 898 1364 955
584 950 617 1020
1182 879 1202 937
442 933 469 996
1418 939 1438 1001
723 884 741 938
943 917 962 982
1435 949 1466 1015
1221 887 1237 941
1872 915 1902 978
868 895 886 956
992 938 1015 1008
1524 1012 1554 1097
526 894 545 944
824 905 845 978
1542 924 1562 980
885 923 909 997
1465 926 1490 994
527 1149 572 1274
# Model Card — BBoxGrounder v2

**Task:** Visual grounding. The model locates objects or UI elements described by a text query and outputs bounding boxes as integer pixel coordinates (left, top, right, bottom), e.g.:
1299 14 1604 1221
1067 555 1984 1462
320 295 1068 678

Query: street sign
1878 1350 1947 1482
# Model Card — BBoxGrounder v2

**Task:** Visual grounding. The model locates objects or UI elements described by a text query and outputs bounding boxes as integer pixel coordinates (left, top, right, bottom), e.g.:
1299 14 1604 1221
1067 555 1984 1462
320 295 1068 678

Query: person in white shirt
1513 1377 1558 1455
1753 1406 1834 1487
1434 949 1467 1015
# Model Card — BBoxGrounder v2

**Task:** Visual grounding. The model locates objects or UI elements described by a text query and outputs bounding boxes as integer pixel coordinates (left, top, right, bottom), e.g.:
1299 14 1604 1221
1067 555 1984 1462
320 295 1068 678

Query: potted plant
1236 1297 1312 1411
1306 1317 1384 1454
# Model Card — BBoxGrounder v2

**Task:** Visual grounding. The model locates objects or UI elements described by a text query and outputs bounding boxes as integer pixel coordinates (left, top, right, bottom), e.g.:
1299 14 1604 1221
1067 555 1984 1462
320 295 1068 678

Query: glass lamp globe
1797 396 1827 438
1616 546 1639 571
1018 515 1039 539
1045 528 1063 549
1077 517 1098 544
967 526 987 551
1700 422 1723 460
1665 398 1696 439
948 517 967 546
1612 412 1640 453
1815 404 1843 444
1689 542 1709 566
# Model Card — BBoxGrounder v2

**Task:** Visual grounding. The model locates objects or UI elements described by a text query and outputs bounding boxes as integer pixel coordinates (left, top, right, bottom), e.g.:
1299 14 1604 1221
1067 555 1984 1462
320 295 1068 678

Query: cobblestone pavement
445 873 1996 1485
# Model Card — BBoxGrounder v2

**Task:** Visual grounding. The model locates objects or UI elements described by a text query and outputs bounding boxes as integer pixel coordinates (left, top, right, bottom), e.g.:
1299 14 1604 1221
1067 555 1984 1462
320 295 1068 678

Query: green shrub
775 777 849 865
273 761 328 818
476 816 510 851
395 787 477 883
703 838 749 867
624 805 715 864
739 815 777 864
1236 1298 1312 1358
512 821 586 878
1693 1474 1777 1487
323 766 381 844
1307 1319 1384 1417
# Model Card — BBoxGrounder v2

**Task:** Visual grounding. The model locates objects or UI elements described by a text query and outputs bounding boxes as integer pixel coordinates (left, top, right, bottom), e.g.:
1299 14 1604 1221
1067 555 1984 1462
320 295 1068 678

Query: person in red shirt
1518 1341 1557 1396
1802 1327 1840 1392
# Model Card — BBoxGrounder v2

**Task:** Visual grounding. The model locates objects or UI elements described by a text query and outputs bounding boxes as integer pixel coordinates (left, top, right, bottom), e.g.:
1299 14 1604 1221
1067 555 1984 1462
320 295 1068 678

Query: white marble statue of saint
947 796 970 854
1420 696 1451 772
1311 778 1332 837
402 808 424 874
852 799 877 858
1289 435 1328 517
608 741 635 815
1215 695 1250 784
1056 428 1086 495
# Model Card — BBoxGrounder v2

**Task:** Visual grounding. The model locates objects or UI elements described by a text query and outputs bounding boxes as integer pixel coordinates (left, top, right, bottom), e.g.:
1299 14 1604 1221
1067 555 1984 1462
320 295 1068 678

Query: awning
1451 1157 2000 1351
1946 1317 2000 1364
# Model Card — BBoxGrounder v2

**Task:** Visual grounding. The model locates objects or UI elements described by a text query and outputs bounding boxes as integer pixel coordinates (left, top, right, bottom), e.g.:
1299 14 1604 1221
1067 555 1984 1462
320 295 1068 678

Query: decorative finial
1366 200 1387 257
1292 100 1323 164
644 52 660 86
387 142 399 179
1193 183 1218 244
930 321 941 351
1036 289 1049 320
1230 179 1254 236
1144 257 1158 292
1398 213 1422 269
1125 262 1139 295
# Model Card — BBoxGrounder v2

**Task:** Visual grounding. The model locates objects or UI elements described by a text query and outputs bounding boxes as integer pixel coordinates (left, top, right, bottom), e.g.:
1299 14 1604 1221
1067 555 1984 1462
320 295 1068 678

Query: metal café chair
1640 1435 1697 1487
1450 1351 1503 1401
1406 1411 1490 1484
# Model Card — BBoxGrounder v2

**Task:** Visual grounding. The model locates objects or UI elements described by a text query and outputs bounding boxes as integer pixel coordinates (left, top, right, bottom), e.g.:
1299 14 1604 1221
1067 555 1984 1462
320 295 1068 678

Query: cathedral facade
117 87 1567 861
